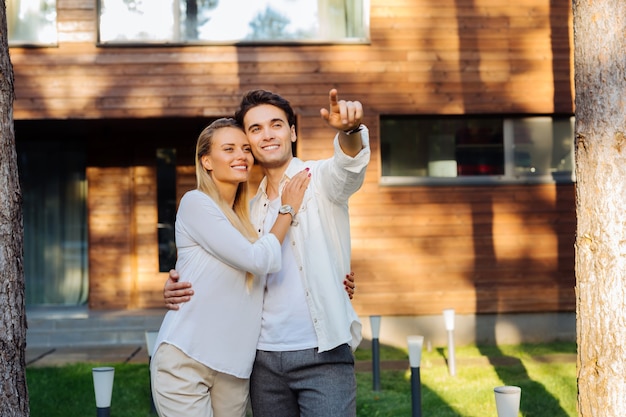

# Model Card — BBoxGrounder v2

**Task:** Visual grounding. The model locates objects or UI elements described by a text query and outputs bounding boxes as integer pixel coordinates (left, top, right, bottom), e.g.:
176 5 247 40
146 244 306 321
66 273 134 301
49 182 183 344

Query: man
164 88 370 417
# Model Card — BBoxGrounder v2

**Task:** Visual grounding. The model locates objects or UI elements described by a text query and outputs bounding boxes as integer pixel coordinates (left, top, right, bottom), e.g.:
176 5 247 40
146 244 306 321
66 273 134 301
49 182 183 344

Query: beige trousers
151 343 249 417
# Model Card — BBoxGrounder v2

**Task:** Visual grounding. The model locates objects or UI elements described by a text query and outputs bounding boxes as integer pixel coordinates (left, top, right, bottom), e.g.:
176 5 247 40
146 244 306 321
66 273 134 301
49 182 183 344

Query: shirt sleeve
176 191 282 276
314 126 371 204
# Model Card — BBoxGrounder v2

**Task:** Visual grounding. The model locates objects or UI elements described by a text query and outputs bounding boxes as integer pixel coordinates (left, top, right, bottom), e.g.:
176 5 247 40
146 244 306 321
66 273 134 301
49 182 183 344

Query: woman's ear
201 154 212 171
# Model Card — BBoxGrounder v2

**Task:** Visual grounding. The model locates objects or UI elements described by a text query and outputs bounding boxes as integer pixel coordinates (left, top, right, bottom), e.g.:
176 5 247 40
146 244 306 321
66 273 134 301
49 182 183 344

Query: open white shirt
251 127 371 353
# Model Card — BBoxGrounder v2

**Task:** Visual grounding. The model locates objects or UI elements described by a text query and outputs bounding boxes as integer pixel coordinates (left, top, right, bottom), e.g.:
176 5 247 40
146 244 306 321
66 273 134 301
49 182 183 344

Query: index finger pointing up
328 88 339 112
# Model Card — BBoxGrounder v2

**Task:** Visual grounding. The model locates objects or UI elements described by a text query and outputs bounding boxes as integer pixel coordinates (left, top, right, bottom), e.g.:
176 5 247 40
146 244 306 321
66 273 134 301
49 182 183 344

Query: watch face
279 204 293 214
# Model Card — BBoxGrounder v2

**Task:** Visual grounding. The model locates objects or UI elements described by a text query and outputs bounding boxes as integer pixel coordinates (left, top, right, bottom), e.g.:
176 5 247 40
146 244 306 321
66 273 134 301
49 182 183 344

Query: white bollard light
407 335 424 417
442 308 456 376
494 385 521 417
370 315 382 339
443 308 455 332
407 335 424 369
370 315 382 391
92 367 115 417
145 331 159 357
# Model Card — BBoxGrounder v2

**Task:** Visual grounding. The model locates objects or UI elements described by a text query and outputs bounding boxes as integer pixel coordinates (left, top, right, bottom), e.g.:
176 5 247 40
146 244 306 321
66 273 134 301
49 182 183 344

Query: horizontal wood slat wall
348 183 575 315
13 0 576 314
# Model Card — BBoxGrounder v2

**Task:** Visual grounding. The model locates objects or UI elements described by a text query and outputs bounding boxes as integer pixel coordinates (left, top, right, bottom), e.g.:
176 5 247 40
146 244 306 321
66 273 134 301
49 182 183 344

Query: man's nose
260 126 274 140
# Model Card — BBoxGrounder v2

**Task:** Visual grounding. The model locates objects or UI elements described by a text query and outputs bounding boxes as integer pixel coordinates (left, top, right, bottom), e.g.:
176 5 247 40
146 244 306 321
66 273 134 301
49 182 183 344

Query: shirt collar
257 158 306 197
283 157 306 179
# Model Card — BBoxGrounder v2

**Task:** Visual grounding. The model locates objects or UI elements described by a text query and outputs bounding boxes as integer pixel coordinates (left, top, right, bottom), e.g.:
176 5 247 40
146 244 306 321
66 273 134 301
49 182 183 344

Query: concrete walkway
26 345 151 367
25 344 576 370
24 307 576 369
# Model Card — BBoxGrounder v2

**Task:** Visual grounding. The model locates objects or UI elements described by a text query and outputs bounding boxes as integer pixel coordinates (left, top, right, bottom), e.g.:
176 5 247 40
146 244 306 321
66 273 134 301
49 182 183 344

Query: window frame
96 0 370 46
8 0 58 47
379 114 576 187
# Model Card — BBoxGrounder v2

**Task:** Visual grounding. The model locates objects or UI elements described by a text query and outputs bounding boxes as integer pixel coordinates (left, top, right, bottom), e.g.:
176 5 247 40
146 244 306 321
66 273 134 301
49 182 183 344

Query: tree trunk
573 0 626 415
0 0 29 415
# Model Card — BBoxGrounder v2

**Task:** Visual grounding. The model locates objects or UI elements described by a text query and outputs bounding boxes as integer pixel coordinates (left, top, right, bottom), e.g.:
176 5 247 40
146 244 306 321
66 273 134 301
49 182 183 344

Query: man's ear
291 125 297 143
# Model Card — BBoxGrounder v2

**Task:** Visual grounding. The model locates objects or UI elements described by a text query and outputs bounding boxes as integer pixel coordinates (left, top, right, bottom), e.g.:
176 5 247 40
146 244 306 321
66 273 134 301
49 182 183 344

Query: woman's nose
235 148 249 159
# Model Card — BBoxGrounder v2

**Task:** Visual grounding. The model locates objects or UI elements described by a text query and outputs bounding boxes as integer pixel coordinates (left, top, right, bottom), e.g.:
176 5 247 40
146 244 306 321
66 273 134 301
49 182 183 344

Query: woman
150 118 310 417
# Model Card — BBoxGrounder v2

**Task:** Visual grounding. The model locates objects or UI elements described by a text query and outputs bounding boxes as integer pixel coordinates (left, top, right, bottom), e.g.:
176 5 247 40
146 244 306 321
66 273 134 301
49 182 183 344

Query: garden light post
494 386 521 417
92 366 115 417
370 315 382 391
443 308 456 376
407 335 424 417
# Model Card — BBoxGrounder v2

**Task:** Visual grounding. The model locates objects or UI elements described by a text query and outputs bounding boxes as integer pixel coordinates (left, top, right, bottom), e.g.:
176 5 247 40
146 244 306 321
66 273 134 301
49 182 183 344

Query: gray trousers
249 344 356 417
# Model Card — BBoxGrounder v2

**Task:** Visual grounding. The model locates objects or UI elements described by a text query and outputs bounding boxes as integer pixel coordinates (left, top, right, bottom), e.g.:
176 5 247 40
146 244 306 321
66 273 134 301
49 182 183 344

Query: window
17 126 88 306
8 0 57 46
380 116 575 185
98 0 369 45
156 148 177 272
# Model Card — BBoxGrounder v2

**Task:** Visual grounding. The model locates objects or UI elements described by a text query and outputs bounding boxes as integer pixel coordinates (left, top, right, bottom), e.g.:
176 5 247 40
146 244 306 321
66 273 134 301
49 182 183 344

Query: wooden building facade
11 0 575 319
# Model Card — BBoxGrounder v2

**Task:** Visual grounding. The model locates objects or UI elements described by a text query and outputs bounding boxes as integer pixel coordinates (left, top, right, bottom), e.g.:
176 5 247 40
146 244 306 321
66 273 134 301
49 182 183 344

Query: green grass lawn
354 343 576 417
26 342 576 417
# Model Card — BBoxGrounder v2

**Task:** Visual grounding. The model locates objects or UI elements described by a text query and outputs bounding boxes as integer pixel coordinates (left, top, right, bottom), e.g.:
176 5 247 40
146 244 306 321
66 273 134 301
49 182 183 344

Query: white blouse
154 190 282 378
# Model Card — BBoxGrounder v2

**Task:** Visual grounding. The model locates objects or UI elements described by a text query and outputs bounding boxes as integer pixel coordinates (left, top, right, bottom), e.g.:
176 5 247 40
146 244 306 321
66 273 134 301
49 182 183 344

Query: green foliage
27 343 577 417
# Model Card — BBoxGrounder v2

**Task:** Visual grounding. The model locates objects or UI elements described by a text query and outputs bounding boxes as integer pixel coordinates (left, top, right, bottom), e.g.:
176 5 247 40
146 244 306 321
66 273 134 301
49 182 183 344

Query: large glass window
98 0 369 44
380 116 575 185
17 131 88 306
8 0 57 46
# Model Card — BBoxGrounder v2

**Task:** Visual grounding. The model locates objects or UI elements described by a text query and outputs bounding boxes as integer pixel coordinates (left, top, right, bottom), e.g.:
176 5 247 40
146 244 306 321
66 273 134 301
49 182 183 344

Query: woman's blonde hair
195 118 258 286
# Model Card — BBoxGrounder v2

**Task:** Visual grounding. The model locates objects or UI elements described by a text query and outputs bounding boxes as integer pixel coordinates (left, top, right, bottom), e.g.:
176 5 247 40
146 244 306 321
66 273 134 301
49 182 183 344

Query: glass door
17 128 88 306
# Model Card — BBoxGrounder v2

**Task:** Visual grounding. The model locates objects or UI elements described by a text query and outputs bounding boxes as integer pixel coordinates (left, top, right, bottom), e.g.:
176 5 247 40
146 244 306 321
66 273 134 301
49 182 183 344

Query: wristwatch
343 125 364 135
279 204 297 225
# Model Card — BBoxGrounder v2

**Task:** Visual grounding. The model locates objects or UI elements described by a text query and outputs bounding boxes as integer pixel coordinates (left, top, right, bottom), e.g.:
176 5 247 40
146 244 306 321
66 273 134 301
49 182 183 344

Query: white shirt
154 190 282 378
251 127 371 353
256 197 318 351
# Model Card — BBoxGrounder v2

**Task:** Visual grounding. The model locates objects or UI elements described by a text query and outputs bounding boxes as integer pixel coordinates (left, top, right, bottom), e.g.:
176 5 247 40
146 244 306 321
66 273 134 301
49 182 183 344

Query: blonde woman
151 118 310 417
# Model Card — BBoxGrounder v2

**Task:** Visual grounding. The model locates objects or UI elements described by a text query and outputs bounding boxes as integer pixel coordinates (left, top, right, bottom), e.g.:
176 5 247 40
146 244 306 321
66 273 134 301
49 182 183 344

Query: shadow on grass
357 340 575 417
477 344 571 417
356 371 463 417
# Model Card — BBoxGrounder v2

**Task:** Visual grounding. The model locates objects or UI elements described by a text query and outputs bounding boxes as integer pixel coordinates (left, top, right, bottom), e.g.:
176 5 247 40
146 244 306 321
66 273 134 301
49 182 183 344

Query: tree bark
0 0 29 415
573 0 626 415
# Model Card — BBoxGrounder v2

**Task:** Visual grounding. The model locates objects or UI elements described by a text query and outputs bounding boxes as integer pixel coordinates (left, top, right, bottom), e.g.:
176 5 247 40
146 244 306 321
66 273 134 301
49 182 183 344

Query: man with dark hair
164 88 370 417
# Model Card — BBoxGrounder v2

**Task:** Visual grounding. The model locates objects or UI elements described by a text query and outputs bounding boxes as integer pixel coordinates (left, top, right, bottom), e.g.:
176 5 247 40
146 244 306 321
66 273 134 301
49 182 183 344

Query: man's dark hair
234 89 296 128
